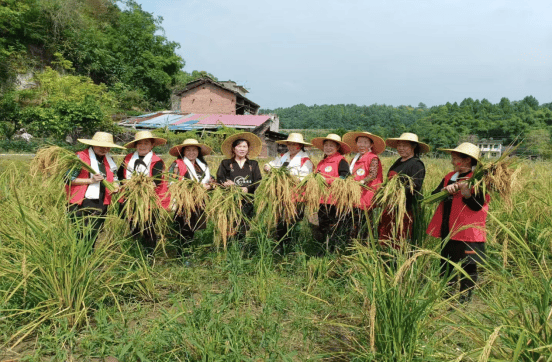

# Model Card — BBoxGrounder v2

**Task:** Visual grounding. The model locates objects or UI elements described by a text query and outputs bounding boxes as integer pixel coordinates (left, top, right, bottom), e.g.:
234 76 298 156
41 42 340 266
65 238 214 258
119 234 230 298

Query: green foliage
263 97 552 158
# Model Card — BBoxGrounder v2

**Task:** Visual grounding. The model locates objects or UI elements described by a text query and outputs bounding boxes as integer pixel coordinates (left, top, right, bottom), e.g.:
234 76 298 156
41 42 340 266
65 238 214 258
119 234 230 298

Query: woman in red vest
118 131 170 255
379 133 429 246
343 131 385 238
66 132 125 247
168 138 214 255
310 133 351 252
427 142 488 302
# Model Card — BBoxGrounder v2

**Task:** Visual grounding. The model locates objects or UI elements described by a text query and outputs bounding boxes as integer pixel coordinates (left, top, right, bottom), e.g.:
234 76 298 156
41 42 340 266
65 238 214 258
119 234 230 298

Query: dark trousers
68 199 108 249
120 201 158 255
174 210 205 255
441 239 485 294
317 204 351 252
275 209 304 249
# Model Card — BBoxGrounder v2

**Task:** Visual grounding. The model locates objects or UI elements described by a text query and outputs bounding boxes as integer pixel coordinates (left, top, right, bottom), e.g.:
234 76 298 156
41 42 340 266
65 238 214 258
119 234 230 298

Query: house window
491 152 496 157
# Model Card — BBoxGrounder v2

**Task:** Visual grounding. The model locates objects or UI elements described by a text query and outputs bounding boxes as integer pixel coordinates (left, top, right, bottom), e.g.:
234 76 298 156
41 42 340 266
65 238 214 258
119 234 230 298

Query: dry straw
169 179 208 227
31 145 115 191
119 173 169 235
204 185 252 249
295 173 329 215
329 176 363 216
372 174 415 236
255 166 299 229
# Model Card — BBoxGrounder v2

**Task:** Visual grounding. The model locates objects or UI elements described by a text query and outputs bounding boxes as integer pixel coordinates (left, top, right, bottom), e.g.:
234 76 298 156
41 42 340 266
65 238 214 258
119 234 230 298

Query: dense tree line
0 0 218 144
0 0 214 110
261 96 552 157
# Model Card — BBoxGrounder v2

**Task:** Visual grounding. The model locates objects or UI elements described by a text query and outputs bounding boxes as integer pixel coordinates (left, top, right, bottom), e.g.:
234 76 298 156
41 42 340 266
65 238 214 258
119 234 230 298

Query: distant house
121 78 286 157
476 139 503 158
173 78 260 115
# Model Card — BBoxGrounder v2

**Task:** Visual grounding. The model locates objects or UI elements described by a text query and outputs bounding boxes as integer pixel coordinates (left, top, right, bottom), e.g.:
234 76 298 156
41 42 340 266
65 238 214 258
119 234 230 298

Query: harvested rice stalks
31 145 115 191
372 174 415 237
330 176 363 216
119 173 169 235
423 148 521 209
204 185 252 249
168 179 208 226
255 166 299 229
295 173 329 216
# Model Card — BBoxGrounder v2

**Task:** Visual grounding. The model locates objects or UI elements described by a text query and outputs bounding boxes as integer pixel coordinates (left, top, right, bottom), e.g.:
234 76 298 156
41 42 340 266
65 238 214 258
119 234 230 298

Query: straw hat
169 139 212 157
342 131 386 155
439 142 481 162
385 133 430 153
221 132 263 159
276 133 312 146
77 132 125 149
311 134 352 155
124 130 167 149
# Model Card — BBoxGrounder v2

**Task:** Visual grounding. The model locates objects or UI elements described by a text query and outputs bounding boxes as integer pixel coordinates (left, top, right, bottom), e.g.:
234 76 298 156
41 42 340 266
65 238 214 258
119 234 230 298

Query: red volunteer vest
65 149 115 205
123 152 171 209
316 152 346 205
426 171 490 242
174 158 188 180
352 152 383 210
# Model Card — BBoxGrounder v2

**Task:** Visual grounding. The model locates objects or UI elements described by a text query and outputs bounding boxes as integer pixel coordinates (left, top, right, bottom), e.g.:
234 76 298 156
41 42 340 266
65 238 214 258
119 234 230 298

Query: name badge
356 168 365 176
324 166 333 173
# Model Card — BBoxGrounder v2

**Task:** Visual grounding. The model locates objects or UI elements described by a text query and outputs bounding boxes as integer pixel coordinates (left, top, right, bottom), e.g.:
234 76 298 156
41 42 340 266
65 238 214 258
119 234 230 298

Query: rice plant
168 178 208 227
203 185 252 249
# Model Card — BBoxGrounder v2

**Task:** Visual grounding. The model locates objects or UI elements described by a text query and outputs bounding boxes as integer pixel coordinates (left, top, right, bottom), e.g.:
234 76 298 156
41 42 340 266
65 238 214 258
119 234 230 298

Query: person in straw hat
264 133 313 180
378 132 429 245
263 133 313 249
426 142 489 303
343 131 386 238
216 132 263 234
118 130 170 254
66 131 125 247
311 133 351 252
168 138 214 254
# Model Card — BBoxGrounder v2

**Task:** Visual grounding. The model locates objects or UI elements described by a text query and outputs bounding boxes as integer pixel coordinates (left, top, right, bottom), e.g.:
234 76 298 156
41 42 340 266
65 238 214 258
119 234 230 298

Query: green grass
0 156 551 361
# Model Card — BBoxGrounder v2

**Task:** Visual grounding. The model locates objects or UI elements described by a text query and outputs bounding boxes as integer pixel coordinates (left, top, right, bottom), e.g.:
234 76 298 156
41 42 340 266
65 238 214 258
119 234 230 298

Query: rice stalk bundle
372 174 414 236
31 145 115 192
423 148 521 208
329 176 363 216
168 178 208 226
204 185 252 249
255 166 298 229
119 173 169 235
295 173 329 215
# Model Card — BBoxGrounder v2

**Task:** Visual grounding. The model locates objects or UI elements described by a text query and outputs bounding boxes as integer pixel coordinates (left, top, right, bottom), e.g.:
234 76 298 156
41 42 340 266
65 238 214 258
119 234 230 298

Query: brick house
173 78 260 115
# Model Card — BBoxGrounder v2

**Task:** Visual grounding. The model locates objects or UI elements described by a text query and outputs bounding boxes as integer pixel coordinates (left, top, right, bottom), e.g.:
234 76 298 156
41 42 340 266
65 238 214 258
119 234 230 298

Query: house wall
179 84 237 114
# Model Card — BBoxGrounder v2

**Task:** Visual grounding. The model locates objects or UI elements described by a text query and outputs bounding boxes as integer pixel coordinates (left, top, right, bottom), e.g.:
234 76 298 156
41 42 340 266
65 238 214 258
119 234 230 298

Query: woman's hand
90 173 104 183
203 183 212 190
222 180 235 187
241 187 248 193
263 164 271 172
443 181 471 198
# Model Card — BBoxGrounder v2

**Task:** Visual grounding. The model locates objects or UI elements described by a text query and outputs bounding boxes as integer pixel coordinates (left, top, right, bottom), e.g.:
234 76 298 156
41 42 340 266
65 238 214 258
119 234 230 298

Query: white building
476 139 503 158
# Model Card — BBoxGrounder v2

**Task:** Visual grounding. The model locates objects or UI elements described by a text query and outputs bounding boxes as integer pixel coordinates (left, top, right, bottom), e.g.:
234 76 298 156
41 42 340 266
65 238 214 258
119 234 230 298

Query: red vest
123 153 171 209
316 152 346 205
426 171 490 242
174 158 188 180
65 149 115 205
351 152 383 210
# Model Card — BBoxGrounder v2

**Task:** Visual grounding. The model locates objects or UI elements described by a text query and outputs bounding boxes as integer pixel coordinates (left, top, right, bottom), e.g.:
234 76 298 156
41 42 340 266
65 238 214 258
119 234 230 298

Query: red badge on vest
324 166 333 173
356 168 365 176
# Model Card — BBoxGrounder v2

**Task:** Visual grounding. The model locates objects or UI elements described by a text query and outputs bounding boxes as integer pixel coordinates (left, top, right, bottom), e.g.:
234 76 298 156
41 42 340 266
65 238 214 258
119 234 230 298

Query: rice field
0 154 551 361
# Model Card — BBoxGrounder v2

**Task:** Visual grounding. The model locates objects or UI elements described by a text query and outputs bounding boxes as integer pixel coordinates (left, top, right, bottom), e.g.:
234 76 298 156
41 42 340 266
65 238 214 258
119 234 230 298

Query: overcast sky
137 0 551 109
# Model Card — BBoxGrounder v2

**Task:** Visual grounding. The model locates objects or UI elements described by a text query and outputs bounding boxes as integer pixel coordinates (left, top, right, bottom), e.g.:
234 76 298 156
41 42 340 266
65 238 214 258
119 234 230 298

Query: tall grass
0 166 154 348
0 156 551 361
